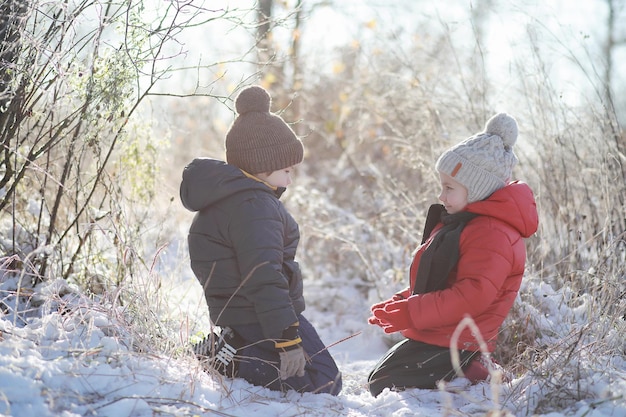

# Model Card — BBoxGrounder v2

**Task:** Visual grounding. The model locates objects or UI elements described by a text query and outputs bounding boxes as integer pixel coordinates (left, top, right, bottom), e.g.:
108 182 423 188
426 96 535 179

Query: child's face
257 165 297 188
438 172 468 214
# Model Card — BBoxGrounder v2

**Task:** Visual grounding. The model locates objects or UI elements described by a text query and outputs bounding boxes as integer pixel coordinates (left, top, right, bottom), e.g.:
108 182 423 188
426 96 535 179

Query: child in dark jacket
180 86 341 395
368 113 538 396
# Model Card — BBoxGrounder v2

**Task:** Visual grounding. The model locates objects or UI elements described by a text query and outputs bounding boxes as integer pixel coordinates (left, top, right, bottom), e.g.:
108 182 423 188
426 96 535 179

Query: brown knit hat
225 86 304 174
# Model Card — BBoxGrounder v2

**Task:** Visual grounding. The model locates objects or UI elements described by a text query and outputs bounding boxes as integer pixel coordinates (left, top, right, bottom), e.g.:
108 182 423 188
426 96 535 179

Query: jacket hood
466 181 538 238
180 158 282 212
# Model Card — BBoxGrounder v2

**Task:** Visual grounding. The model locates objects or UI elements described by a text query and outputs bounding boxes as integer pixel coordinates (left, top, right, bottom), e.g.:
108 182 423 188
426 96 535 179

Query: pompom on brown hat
225 86 303 175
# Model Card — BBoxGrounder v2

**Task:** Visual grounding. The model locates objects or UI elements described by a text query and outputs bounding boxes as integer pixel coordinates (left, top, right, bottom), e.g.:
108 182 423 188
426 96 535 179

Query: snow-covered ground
1 257 624 417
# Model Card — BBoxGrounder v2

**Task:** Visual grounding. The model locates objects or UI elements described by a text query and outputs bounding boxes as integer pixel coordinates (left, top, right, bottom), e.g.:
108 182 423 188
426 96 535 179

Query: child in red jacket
368 113 538 397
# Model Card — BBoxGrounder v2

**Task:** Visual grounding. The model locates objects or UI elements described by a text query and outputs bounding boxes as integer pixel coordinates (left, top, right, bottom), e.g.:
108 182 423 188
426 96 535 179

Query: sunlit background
151 0 625 117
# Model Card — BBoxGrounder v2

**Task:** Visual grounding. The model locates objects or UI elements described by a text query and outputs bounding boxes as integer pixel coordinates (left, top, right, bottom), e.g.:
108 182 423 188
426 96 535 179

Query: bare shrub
0 1 261 295
281 6 624 414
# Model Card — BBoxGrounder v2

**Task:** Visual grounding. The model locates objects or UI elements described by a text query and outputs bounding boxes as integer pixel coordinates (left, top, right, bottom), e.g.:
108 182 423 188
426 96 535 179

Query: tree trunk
0 0 28 114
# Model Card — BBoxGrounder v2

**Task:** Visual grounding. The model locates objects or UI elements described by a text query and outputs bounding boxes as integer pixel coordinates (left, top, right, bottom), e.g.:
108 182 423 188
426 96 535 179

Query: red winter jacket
400 181 539 352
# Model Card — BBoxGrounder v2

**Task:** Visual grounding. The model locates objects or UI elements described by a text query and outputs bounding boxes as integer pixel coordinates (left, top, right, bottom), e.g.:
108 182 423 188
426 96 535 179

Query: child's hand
369 293 405 313
278 346 306 379
368 294 405 327
368 314 385 327
275 322 306 379
371 299 412 333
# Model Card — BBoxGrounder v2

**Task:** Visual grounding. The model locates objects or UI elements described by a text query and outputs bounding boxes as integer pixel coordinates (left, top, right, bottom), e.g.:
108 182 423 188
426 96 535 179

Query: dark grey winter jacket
179 158 305 340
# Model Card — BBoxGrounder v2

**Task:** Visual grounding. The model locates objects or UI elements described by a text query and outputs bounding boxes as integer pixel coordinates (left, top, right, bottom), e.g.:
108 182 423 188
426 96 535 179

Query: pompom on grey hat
435 113 519 203
225 86 304 175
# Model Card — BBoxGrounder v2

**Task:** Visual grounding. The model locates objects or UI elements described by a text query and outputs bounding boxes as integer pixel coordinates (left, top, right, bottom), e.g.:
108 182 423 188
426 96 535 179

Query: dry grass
2 2 625 416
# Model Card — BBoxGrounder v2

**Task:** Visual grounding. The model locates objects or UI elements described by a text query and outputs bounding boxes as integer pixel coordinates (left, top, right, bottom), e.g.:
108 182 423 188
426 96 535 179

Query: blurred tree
0 1 248 289
256 0 275 78
253 0 305 132
603 0 625 114
603 0 626 241
0 0 28 114
603 0 626 183
257 0 273 43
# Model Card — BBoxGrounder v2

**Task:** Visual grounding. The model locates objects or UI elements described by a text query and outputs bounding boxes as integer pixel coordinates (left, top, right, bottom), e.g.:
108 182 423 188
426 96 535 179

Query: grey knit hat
435 113 519 203
225 86 303 174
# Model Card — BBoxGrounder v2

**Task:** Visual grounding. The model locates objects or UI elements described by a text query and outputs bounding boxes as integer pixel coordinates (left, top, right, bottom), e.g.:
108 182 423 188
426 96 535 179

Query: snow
1 259 625 417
